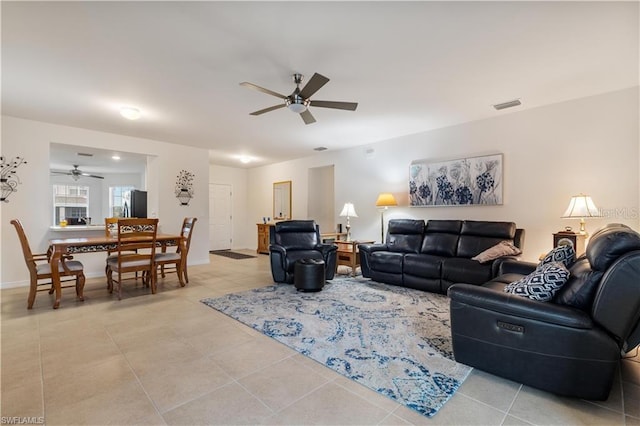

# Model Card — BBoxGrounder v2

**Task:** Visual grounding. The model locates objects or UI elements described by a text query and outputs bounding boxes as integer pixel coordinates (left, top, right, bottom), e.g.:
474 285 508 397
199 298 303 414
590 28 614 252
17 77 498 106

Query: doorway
209 183 232 250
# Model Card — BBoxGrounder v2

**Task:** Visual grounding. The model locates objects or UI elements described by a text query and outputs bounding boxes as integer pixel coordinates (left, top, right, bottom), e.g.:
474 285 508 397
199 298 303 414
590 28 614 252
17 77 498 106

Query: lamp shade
562 194 600 218
339 202 358 217
376 193 398 208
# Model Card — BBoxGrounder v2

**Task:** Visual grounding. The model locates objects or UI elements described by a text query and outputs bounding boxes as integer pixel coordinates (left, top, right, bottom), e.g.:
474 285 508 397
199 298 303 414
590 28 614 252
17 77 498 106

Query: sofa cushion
539 244 575 269
425 220 463 234
386 219 424 254
472 241 522 263
461 221 516 239
370 251 404 274
504 262 570 301
421 233 459 257
442 258 493 285
283 250 324 271
553 257 603 311
403 254 443 279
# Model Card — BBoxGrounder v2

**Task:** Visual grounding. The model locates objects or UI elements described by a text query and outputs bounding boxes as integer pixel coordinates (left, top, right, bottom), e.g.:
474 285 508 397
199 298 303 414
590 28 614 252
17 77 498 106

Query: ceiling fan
240 73 358 124
51 165 104 180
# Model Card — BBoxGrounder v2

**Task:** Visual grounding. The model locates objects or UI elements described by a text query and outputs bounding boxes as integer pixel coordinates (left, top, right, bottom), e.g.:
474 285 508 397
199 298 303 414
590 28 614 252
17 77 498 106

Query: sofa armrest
315 243 337 256
358 243 387 278
496 258 538 276
358 243 387 254
448 284 593 329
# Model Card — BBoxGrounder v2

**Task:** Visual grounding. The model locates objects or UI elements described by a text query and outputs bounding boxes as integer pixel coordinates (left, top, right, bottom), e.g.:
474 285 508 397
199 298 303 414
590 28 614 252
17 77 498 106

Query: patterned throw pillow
504 262 570 301
539 244 575 269
471 241 522 263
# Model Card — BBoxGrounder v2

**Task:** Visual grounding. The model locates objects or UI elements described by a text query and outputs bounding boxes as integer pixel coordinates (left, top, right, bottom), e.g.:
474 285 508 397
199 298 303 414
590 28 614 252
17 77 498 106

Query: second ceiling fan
240 73 358 124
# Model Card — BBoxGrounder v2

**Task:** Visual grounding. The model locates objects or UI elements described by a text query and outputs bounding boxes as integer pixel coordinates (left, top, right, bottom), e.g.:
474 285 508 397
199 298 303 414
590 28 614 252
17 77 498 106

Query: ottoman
294 258 325 292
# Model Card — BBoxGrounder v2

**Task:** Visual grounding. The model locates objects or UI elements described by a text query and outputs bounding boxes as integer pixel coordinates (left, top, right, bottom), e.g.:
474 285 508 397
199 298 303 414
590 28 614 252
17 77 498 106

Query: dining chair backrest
179 217 198 254
115 218 159 256
10 219 37 274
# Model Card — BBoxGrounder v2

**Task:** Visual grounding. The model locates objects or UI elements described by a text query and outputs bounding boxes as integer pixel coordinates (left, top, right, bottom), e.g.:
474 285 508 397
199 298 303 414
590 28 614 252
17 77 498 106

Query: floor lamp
376 193 397 243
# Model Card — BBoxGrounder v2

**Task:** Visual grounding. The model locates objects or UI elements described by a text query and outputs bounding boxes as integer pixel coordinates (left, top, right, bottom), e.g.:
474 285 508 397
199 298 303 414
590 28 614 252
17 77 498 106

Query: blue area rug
201 277 471 417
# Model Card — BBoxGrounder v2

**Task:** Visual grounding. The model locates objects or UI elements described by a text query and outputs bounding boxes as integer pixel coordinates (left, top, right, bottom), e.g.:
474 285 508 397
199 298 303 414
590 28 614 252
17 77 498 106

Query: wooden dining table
47 233 185 309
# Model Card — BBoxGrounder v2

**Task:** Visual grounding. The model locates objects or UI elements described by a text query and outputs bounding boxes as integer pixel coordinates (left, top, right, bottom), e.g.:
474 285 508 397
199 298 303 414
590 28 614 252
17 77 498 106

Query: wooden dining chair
106 218 158 300
105 217 140 279
10 219 85 309
155 217 197 286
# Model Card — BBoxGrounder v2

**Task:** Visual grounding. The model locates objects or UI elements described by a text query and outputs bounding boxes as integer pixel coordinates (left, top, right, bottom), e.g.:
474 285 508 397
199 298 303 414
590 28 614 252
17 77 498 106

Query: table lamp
339 202 358 242
562 194 600 236
376 193 397 243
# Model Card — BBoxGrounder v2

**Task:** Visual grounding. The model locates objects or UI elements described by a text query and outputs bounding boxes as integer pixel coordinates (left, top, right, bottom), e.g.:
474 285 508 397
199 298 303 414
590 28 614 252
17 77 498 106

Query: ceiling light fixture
112 155 121 160
120 106 141 120
239 156 252 164
286 97 309 114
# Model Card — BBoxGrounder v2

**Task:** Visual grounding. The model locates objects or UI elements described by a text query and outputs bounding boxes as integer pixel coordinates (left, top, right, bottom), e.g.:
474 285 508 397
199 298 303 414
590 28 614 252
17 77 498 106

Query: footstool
294 258 325 292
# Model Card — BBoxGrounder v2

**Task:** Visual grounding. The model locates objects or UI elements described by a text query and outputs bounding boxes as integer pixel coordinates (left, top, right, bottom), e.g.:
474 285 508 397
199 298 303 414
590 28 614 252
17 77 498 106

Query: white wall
1 116 210 287
246 88 640 262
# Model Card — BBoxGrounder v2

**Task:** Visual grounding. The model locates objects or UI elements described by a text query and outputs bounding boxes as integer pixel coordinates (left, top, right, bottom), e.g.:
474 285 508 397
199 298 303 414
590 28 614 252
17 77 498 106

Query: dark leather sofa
448 223 640 400
269 220 337 284
359 219 525 294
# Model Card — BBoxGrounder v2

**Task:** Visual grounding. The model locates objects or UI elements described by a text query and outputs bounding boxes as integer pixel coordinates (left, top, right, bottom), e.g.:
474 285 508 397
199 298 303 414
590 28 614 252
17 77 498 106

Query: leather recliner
448 223 640 400
269 220 338 284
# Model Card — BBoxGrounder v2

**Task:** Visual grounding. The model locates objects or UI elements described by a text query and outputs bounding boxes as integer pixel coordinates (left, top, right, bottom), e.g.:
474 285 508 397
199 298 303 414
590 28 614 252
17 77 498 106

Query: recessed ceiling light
112 155 121 160
120 106 141 120
239 156 252 164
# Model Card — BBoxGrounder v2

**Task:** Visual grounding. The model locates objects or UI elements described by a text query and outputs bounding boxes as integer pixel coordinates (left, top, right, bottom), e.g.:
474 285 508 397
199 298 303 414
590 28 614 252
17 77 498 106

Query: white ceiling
2 1 638 169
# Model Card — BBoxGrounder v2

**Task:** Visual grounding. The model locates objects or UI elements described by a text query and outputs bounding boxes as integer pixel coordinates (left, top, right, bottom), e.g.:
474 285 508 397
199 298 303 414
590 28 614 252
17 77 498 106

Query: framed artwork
409 153 503 207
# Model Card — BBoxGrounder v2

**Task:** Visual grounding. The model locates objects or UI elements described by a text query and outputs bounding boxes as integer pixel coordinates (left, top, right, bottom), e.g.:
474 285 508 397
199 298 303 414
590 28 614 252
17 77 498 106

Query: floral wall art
409 153 503 207
175 169 195 206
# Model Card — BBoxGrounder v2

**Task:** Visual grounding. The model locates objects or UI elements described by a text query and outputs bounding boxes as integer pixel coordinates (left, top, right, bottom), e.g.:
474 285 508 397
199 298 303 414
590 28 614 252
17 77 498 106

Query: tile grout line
37 313 46 423
103 324 166 422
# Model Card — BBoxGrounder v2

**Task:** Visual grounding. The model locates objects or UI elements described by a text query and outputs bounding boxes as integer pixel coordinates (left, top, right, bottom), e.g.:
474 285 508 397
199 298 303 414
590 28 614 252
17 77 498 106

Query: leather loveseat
448 223 640 400
359 219 525 294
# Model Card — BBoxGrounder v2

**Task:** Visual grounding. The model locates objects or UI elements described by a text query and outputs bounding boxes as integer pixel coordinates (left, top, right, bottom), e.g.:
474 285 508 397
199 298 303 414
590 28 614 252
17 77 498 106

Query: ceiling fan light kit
120 106 141 120
240 72 358 125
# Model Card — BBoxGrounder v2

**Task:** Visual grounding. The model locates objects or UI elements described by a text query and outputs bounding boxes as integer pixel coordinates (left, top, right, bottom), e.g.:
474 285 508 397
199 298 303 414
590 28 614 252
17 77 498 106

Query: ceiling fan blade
51 171 72 175
240 82 287 99
299 73 330 99
300 109 316 125
81 173 104 179
250 104 286 116
310 100 358 111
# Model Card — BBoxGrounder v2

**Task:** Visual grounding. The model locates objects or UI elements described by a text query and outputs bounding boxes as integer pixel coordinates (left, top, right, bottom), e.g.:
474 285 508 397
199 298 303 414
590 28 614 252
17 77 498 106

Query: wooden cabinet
257 223 273 254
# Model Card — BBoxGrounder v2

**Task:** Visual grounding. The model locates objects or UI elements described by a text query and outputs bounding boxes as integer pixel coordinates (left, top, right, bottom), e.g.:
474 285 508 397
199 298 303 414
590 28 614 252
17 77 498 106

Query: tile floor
1 251 639 425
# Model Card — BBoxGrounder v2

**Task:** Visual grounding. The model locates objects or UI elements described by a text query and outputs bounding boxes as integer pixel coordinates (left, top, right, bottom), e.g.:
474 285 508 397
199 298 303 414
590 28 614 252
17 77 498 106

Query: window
109 186 135 217
53 184 89 225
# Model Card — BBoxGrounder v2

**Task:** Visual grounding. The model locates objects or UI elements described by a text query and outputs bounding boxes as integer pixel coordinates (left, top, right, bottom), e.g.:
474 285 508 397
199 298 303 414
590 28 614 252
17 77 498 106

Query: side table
335 240 375 277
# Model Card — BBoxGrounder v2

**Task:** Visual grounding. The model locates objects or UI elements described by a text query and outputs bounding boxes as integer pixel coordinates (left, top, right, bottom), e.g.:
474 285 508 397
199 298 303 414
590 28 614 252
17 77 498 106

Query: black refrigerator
130 190 147 218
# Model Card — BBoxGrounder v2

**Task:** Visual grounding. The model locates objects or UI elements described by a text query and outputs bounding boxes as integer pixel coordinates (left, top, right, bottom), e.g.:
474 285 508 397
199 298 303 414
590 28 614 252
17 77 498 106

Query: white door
209 184 232 250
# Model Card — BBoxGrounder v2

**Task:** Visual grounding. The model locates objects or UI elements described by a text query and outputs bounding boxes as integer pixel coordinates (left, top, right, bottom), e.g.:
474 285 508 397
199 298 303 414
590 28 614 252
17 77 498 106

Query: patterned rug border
201 277 471 418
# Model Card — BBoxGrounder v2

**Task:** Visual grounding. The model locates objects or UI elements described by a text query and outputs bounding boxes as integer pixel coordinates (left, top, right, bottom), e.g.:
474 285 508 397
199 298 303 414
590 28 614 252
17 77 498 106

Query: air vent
314 147 327 151
493 99 522 110
77 152 94 157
